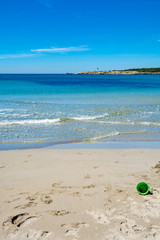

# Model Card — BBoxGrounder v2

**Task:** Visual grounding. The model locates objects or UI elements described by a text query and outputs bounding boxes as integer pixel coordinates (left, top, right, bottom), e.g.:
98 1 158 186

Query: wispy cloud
31 46 91 53
0 46 90 59
158 40 160 42
0 53 36 59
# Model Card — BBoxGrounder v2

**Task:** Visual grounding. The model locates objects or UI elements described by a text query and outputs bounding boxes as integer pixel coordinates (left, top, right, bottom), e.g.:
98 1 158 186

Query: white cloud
0 46 90 60
0 53 36 59
31 46 91 53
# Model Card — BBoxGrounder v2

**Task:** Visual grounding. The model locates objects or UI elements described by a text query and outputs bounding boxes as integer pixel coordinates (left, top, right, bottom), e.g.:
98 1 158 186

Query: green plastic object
136 182 150 195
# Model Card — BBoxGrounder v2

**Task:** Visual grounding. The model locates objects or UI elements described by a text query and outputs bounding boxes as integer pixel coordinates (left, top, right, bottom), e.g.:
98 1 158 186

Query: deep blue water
0 74 160 150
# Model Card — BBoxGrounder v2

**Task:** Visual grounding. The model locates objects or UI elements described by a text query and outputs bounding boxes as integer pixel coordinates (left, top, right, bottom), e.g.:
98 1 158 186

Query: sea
0 74 160 150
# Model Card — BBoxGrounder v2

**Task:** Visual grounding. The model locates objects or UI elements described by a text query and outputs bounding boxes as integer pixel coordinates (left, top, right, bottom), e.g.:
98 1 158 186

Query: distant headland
67 68 160 75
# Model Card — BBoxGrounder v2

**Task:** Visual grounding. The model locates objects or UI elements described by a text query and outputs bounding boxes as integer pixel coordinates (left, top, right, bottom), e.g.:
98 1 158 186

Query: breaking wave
0 119 61 126
0 114 109 126
83 131 148 142
0 115 160 127
95 121 160 126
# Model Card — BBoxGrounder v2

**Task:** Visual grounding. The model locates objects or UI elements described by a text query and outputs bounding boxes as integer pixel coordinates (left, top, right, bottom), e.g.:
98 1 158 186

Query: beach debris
136 182 150 195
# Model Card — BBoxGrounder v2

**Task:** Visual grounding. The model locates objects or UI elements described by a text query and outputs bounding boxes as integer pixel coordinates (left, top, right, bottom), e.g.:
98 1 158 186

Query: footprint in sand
82 184 95 189
84 174 91 179
73 192 81 197
48 210 71 216
0 165 5 169
116 189 123 193
140 174 150 181
84 193 97 197
2 214 52 239
40 195 53 204
122 153 127 157
76 152 83 155
14 201 37 209
145 225 160 239
5 198 21 203
104 184 112 192
3 228 51 239
52 182 63 188
61 222 89 237
154 161 160 169
3 213 38 230
104 198 112 206
120 218 145 234
153 161 160 173
150 188 159 194
24 160 28 163
98 174 103 177
93 166 100 169
86 209 109 224
18 192 30 195
26 230 51 239
26 193 39 201
114 161 119 164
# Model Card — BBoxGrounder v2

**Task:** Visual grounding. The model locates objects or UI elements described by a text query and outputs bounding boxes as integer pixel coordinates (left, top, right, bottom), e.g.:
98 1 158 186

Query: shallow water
0 74 160 150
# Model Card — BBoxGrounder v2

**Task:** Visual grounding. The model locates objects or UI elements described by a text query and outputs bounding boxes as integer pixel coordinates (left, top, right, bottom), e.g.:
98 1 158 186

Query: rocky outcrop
77 70 160 75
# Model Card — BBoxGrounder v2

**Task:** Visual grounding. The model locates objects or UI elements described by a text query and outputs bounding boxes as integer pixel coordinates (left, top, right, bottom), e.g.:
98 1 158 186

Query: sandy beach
0 149 160 240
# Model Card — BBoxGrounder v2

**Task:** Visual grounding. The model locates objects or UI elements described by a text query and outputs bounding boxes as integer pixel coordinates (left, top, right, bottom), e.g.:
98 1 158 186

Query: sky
0 0 160 73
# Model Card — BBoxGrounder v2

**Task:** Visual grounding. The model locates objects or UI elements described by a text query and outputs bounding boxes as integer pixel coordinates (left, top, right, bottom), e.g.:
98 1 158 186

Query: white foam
85 131 148 142
141 121 160 126
97 121 160 126
0 109 13 112
72 113 108 121
88 132 120 141
0 118 60 126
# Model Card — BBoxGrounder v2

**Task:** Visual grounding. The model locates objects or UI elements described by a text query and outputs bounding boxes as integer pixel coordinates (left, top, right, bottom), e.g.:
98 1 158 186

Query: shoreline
1 148 160 239
0 140 160 151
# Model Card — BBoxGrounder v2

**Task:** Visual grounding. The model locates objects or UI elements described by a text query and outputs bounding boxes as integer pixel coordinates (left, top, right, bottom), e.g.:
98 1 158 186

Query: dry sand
0 149 160 240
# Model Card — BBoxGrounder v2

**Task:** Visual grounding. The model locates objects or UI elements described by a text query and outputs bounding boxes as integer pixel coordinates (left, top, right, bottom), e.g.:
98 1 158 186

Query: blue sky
0 0 160 73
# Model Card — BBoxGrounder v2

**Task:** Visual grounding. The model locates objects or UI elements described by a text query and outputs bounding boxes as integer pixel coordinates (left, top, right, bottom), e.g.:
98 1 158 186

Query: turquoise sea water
0 74 160 150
